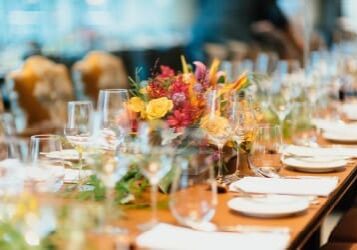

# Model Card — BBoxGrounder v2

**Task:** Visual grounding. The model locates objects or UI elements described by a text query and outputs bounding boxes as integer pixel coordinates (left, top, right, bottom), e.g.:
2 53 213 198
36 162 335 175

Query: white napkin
63 169 93 183
136 223 290 250
313 119 357 134
230 177 338 197
283 145 357 158
342 103 357 120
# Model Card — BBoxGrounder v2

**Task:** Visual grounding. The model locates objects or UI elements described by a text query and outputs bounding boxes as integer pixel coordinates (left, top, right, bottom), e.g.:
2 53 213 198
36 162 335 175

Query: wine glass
248 124 284 178
291 101 318 147
135 121 174 228
201 89 232 183
86 145 130 234
30 134 65 192
169 150 217 229
269 83 292 125
97 89 130 150
227 92 257 181
64 101 93 186
0 113 17 136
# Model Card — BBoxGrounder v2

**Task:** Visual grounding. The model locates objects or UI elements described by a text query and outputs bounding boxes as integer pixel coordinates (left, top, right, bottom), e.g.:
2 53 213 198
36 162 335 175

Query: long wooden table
115 161 356 249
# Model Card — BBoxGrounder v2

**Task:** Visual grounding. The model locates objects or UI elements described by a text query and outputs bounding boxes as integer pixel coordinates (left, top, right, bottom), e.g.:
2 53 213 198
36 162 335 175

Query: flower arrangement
127 56 250 131
78 57 254 205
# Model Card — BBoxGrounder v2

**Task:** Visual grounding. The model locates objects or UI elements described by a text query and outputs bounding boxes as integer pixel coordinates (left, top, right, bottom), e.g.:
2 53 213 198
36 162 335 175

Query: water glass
248 124 283 178
29 134 65 192
169 151 217 229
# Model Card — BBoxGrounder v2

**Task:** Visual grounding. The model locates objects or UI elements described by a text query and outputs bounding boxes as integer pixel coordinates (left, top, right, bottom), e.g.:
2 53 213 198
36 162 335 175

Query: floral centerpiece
127 57 249 131
78 57 253 204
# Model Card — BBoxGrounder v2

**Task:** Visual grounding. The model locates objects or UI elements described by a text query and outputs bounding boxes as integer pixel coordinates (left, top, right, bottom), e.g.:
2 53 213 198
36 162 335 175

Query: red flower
170 75 189 95
147 79 169 98
167 108 192 129
159 65 175 78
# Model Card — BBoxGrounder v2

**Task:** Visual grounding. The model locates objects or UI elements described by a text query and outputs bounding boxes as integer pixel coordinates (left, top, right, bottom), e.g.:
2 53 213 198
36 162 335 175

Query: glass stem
217 145 223 183
105 187 115 224
150 184 158 223
78 148 83 186
234 145 240 175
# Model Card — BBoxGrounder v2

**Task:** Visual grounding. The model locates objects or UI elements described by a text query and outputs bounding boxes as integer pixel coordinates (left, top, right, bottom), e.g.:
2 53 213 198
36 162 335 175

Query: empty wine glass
87 146 130 234
269 82 293 125
135 121 174 228
64 101 93 186
170 149 217 229
97 89 130 150
201 90 232 183
248 124 283 178
30 134 65 192
227 93 257 181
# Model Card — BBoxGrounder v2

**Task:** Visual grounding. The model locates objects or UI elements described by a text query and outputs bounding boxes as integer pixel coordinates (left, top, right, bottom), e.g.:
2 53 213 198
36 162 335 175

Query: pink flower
159 65 175 78
193 61 209 85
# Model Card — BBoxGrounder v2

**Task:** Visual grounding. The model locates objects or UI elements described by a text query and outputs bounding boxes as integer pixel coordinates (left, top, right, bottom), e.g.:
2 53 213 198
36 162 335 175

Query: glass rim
30 134 61 140
68 100 93 105
99 89 129 93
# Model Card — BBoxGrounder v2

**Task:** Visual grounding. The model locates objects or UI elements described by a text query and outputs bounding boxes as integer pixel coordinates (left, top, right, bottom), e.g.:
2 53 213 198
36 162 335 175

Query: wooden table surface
113 161 356 249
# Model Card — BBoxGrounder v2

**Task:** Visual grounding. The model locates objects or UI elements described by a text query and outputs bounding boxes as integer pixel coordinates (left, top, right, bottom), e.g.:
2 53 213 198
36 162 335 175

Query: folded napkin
283 145 357 158
230 177 338 197
136 223 290 250
342 103 357 120
313 119 357 134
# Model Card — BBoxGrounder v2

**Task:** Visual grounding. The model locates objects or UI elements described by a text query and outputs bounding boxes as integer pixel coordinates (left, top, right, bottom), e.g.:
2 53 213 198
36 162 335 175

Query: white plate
282 157 346 173
46 149 83 161
227 195 309 218
323 132 357 143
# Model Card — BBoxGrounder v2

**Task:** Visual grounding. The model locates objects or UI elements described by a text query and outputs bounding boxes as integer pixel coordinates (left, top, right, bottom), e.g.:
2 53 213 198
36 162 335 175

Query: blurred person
188 0 304 62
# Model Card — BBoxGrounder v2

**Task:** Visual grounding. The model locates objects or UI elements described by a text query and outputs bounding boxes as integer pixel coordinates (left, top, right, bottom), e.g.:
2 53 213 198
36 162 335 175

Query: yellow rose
139 87 148 95
200 114 231 137
146 97 173 120
128 97 145 113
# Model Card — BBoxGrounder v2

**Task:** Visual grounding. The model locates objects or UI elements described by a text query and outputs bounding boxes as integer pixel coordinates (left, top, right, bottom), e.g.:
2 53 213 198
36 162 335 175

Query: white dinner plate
323 132 357 143
227 195 309 218
45 149 84 161
282 157 346 173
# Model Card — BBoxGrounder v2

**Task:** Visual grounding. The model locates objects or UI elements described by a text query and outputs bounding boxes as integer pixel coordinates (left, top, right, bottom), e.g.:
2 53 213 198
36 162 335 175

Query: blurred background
1 0 356 76
1 0 357 131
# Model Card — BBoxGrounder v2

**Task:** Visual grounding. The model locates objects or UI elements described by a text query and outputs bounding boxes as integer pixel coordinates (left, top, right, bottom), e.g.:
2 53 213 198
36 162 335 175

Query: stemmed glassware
97 89 131 150
134 121 174 228
269 81 293 126
227 93 256 180
201 90 232 183
248 124 284 178
64 101 93 186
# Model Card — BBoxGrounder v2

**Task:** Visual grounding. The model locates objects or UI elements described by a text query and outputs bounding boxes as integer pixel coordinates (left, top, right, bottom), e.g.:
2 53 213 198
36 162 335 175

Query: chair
72 51 128 105
6 56 73 127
